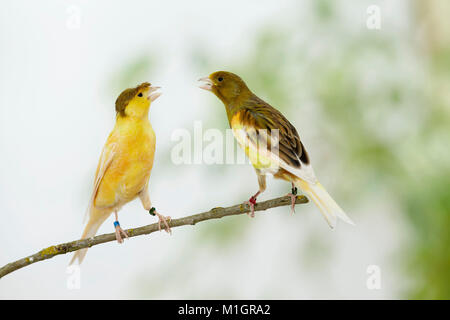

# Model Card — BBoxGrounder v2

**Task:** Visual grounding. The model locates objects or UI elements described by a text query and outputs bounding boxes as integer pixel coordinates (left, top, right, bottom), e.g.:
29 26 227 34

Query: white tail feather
295 179 354 228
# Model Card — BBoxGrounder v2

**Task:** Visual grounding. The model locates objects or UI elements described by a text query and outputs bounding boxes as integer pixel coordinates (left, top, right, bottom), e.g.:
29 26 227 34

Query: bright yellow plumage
230 112 276 172
70 82 169 265
94 117 155 208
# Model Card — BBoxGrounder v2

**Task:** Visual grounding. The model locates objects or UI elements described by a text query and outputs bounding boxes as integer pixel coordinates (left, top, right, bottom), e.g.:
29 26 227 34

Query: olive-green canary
199 71 354 228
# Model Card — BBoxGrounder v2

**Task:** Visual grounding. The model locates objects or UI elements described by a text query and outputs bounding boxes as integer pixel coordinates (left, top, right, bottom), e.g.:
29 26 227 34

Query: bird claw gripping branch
149 207 172 234
244 196 258 218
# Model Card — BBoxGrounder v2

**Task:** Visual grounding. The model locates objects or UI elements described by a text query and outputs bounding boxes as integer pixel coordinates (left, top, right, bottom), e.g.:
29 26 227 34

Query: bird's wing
234 96 317 184
83 139 117 223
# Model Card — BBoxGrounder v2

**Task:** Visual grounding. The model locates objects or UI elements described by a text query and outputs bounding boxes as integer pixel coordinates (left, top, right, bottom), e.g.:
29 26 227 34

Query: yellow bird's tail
69 208 110 265
295 179 354 228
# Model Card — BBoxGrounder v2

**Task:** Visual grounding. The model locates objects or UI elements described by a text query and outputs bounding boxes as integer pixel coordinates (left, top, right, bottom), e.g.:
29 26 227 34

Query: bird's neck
224 91 253 124
123 101 151 119
115 113 150 127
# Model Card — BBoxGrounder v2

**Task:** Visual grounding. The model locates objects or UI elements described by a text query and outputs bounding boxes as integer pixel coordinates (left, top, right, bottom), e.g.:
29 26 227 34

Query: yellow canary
199 71 354 228
70 82 171 265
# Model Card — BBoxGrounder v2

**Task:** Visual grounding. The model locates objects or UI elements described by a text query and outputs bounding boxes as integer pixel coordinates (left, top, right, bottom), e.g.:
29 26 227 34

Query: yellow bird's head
115 82 161 118
198 71 250 105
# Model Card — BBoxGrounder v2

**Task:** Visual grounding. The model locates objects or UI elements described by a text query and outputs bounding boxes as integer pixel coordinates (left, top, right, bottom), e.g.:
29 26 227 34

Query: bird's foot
114 221 129 244
286 187 298 214
244 196 257 218
149 207 172 234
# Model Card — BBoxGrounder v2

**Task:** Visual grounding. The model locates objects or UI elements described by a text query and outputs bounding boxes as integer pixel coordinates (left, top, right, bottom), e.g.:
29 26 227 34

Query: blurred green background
0 0 449 299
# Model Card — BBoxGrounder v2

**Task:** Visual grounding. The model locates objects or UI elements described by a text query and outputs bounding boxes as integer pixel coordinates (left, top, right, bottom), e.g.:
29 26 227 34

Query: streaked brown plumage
199 71 354 228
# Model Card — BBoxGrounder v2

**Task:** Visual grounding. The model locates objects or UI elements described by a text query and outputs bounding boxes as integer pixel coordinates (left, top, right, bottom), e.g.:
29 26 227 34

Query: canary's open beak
198 77 214 91
147 86 162 102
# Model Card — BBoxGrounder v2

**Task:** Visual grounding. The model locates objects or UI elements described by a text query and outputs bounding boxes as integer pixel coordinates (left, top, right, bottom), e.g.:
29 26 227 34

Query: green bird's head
198 71 251 105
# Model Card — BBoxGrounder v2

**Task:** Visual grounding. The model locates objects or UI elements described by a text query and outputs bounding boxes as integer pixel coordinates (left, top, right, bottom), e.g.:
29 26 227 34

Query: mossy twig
0 195 308 279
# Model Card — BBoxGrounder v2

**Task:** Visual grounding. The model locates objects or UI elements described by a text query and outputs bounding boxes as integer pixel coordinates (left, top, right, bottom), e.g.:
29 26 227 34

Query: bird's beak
147 86 162 102
198 77 214 91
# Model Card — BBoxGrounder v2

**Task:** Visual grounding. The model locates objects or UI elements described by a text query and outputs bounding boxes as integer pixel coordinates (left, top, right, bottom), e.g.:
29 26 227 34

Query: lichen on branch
0 195 308 279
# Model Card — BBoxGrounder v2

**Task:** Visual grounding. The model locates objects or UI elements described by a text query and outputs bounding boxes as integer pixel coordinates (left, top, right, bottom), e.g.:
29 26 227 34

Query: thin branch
0 195 308 279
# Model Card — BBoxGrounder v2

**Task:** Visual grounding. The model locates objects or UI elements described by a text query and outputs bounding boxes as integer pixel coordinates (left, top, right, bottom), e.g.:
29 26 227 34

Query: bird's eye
218 77 223 82
138 93 143 97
